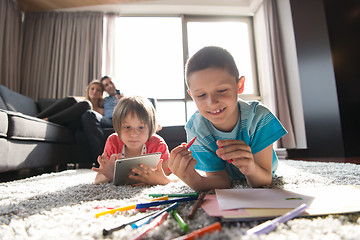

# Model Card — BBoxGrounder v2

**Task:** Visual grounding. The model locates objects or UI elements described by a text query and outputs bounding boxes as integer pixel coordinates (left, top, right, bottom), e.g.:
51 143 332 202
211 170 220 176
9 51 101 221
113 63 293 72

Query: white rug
1 160 360 240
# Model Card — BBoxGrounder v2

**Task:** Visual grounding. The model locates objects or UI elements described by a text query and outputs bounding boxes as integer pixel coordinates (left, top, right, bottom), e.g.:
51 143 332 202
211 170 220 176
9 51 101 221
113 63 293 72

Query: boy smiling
168 46 287 191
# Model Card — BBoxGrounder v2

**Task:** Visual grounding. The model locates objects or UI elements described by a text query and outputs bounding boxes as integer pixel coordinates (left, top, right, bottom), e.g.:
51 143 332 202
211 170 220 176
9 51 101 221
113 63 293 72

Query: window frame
157 15 261 123
105 14 260 126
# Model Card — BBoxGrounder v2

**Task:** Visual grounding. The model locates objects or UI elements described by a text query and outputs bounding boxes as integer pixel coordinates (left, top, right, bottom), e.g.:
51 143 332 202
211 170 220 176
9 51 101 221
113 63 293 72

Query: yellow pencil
95 196 169 218
151 196 169 201
95 204 136 218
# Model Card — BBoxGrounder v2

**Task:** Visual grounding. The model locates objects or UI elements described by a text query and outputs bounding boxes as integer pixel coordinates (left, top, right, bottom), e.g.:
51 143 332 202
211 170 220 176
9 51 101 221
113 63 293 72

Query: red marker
218 146 233 164
133 211 168 240
173 222 221 240
186 136 197 150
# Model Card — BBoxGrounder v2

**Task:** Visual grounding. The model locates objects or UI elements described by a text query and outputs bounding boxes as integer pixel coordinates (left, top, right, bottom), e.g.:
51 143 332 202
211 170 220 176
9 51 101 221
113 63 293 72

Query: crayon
171 210 188 232
172 222 221 240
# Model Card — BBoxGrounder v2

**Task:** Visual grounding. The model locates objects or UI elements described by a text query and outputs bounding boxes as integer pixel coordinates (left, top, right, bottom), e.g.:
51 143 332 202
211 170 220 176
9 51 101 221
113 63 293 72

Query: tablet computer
113 152 161 186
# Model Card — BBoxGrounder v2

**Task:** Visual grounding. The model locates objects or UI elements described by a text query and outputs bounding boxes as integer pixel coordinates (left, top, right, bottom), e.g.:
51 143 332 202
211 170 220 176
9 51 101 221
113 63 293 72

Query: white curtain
21 12 104 99
102 13 118 78
254 0 296 148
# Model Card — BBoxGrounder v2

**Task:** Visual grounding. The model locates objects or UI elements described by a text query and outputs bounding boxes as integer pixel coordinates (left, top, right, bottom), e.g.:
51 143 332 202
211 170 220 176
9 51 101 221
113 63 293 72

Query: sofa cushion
0 85 38 117
0 94 6 110
0 110 8 137
157 125 186 151
6 110 74 144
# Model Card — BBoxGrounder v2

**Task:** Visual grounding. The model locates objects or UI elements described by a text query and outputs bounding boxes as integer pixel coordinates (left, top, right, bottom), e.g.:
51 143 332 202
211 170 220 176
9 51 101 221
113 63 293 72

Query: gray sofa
0 84 90 173
0 84 188 175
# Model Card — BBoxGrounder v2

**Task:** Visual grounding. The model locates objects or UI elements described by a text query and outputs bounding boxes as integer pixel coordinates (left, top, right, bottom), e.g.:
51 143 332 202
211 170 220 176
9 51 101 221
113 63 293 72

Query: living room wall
323 0 360 157
288 0 344 158
288 0 360 158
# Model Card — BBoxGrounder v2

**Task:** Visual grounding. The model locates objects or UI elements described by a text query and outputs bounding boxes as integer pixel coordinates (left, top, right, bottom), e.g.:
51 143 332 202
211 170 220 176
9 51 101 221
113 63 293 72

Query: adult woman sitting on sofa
36 80 104 131
85 80 104 115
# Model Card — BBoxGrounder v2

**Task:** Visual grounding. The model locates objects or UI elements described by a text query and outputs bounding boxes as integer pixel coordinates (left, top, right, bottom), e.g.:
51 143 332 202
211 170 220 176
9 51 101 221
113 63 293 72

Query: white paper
215 188 314 210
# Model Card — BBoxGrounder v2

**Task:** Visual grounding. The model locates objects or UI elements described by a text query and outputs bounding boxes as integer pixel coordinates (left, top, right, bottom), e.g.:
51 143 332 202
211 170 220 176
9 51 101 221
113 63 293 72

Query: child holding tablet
92 96 171 185
167 46 287 191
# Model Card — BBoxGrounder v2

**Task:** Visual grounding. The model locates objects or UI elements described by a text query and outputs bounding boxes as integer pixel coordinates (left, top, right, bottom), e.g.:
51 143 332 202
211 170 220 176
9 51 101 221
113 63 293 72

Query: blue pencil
135 196 197 209
131 202 178 229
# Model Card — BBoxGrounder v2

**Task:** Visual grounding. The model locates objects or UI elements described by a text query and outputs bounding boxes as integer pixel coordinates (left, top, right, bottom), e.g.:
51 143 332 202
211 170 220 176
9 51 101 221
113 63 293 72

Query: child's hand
130 160 170 186
92 153 119 183
167 143 197 181
216 139 256 175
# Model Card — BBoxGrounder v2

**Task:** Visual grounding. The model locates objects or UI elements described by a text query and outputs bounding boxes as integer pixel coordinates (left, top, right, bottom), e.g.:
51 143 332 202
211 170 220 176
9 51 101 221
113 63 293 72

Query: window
105 16 258 126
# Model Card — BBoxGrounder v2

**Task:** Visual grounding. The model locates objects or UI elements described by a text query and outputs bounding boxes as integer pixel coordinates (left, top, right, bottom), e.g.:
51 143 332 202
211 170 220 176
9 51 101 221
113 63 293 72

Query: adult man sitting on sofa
100 76 124 127
81 76 123 164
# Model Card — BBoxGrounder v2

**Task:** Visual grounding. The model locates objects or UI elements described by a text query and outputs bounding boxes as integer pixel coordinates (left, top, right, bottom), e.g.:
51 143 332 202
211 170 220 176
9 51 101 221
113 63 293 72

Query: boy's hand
216 139 256 175
168 143 197 181
130 160 170 186
169 142 232 191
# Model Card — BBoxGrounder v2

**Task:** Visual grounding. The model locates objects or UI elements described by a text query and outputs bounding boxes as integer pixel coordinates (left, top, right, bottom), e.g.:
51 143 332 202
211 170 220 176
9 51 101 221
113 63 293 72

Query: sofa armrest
0 109 8 137
5 109 74 144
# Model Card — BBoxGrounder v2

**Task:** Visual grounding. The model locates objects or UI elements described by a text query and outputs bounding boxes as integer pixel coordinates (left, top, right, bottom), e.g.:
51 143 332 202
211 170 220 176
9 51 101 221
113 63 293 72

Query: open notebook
201 185 360 221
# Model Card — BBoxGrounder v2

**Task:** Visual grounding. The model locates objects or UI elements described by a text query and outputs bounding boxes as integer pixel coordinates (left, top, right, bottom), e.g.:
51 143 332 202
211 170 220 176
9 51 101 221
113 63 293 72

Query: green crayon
171 210 188 232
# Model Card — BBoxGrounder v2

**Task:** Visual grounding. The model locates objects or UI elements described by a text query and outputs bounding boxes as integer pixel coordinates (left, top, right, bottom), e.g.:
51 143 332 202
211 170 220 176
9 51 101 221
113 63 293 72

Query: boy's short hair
113 96 157 138
185 46 239 87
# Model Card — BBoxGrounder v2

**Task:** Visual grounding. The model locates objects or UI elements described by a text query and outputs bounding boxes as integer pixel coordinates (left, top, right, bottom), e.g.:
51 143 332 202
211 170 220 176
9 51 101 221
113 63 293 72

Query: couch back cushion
157 125 186 151
0 85 38 116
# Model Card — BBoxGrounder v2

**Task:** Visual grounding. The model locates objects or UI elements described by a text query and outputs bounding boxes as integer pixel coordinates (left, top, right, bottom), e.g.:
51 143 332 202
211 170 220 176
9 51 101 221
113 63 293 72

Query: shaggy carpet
1 159 360 240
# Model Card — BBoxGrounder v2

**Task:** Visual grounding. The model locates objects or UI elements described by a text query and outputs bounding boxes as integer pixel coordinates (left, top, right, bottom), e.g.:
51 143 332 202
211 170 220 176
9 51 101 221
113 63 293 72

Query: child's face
120 113 150 152
188 67 240 132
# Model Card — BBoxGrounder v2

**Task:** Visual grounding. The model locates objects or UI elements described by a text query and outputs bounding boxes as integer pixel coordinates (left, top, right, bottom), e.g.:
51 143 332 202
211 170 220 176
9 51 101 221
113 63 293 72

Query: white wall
254 0 307 149
276 0 307 148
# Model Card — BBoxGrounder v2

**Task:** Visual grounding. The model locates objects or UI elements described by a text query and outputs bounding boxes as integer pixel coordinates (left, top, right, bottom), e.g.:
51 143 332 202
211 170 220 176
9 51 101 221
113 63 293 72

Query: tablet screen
113 152 161 185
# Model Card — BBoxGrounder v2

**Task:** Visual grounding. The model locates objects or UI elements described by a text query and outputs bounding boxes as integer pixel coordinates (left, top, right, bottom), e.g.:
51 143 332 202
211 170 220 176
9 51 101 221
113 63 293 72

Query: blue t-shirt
103 95 118 119
185 100 287 180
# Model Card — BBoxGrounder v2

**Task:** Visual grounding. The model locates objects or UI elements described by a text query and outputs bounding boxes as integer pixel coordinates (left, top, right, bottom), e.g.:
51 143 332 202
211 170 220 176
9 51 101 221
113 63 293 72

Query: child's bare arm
183 170 232 191
248 145 273 186
216 139 273 187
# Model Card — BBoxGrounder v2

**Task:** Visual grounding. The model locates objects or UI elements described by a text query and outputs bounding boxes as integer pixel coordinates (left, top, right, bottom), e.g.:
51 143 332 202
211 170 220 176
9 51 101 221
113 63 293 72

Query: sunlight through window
107 17 257 126
112 17 184 99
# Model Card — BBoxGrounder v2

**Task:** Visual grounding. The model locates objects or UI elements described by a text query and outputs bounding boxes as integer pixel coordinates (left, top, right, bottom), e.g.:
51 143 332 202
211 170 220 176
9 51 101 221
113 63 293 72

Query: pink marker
218 146 233 164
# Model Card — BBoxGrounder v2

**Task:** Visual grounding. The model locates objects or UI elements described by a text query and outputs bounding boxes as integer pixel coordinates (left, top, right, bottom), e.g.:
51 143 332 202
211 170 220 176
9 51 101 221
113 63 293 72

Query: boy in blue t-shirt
167 46 287 191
